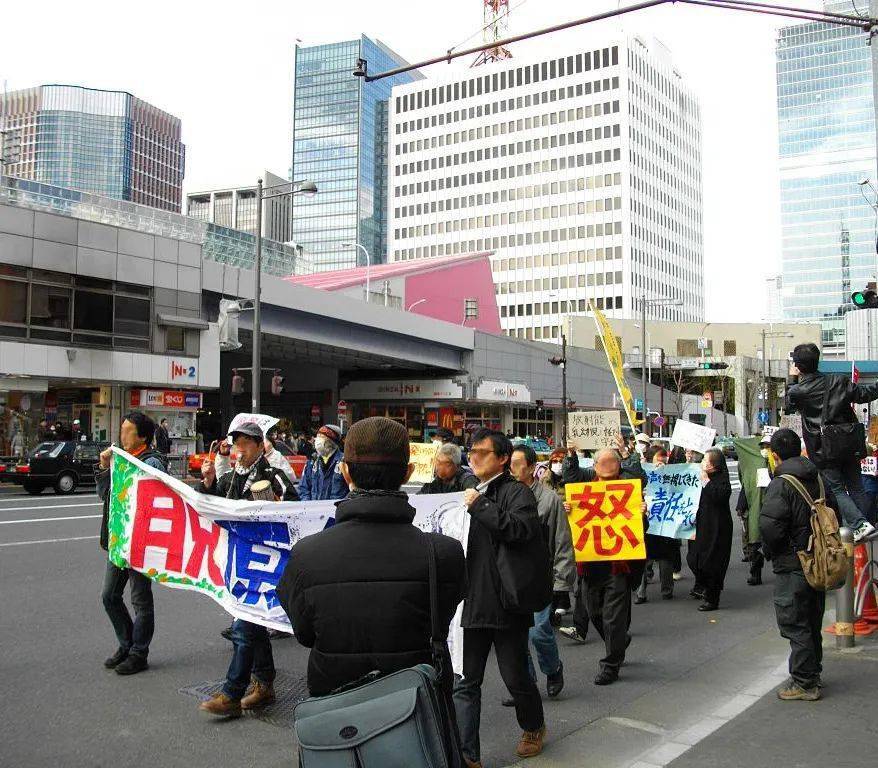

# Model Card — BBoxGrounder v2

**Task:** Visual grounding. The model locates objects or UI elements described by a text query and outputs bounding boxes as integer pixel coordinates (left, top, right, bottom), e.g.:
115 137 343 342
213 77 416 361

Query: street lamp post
252 177 317 413
760 328 794 426
343 242 372 301
549 296 574 443
640 294 683 433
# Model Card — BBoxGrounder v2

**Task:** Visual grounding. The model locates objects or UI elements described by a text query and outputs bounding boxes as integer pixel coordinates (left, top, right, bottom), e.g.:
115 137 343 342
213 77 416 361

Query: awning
157 313 210 331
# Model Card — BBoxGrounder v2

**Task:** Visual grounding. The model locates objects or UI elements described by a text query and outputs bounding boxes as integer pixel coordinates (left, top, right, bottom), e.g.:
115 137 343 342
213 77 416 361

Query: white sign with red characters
130 390 203 409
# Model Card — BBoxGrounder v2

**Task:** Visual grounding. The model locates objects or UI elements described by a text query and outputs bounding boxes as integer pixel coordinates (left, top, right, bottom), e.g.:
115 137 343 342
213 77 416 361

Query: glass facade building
0 85 185 212
291 37 422 271
776 2 875 354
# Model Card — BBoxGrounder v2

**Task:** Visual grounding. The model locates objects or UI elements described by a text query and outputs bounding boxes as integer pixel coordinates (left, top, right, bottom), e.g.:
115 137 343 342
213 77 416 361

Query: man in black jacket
561 436 647 685
786 342 878 542
154 418 172 454
198 421 298 718
419 442 478 494
759 428 838 701
277 417 467 765
455 428 548 764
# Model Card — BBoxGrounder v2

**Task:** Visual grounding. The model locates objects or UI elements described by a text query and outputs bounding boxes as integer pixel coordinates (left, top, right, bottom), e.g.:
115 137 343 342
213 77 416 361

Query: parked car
511 437 552 461
714 436 738 461
188 440 307 480
13 440 109 495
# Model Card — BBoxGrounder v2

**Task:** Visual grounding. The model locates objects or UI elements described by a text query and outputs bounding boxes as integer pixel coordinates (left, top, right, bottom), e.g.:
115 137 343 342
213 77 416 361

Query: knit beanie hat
317 424 342 443
344 417 410 466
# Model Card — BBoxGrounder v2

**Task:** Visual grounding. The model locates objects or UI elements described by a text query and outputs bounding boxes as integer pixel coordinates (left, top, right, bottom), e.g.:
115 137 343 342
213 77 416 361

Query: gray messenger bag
293 536 460 768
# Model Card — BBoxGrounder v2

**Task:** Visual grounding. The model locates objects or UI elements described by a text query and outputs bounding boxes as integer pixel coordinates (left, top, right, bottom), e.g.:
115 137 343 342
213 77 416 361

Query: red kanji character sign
565 480 646 562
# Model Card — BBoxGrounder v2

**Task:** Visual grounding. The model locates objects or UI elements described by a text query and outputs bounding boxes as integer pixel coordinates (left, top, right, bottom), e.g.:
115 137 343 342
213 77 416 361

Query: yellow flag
589 300 643 429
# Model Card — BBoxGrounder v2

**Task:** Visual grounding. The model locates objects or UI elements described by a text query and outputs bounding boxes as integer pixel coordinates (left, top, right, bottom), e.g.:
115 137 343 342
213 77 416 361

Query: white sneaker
672 572 683 581
853 521 877 543
558 626 587 644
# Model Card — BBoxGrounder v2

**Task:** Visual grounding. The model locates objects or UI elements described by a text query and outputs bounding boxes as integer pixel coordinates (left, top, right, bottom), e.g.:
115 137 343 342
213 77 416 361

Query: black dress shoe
594 669 619 686
689 589 705 600
501 697 515 707
221 625 234 641
547 663 564 698
104 648 129 669
115 654 149 675
747 573 762 586
698 602 719 612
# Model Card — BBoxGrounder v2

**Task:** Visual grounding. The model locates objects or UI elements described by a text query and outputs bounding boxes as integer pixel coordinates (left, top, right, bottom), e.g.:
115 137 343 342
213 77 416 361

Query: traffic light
231 369 244 395
535 399 544 409
271 372 285 396
697 362 729 370
548 356 565 367
851 289 878 309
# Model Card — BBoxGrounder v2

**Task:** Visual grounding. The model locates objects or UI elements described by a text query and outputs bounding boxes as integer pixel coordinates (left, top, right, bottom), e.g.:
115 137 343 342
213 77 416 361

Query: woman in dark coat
687 448 733 611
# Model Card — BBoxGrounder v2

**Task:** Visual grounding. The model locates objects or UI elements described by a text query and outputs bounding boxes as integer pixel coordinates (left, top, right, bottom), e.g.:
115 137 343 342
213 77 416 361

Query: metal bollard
835 526 856 649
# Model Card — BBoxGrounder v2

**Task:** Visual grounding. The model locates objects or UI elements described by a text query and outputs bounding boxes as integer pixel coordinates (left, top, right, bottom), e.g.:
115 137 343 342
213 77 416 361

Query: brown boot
516 725 546 758
241 680 276 709
199 693 242 717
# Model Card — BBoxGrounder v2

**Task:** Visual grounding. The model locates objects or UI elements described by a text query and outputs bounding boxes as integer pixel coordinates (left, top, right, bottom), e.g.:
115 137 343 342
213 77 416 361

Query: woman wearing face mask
298 424 349 501
687 448 733 611
544 448 581 638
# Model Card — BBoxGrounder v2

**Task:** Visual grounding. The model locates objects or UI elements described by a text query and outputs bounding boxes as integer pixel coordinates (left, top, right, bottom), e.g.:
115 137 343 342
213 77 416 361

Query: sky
2 0 818 322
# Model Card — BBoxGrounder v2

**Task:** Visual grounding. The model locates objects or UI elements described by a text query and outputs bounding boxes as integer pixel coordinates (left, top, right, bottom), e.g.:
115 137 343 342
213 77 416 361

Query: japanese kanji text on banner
564 479 647 562
588 300 643 429
642 462 702 540
408 442 440 484
568 410 621 450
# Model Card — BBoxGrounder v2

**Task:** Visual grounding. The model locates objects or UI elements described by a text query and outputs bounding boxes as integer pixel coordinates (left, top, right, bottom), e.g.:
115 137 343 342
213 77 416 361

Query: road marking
0 503 101 513
0 514 101 525
605 717 667 736
0 535 99 547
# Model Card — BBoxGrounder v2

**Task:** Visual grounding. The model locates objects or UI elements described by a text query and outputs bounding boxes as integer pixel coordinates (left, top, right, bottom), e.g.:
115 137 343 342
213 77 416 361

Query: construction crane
472 0 513 66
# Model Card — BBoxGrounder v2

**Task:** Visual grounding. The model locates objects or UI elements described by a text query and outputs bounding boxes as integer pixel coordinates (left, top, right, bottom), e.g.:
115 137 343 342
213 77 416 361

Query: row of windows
496 269 624 296
501 295 624 318
492 246 622 273
395 47 619 113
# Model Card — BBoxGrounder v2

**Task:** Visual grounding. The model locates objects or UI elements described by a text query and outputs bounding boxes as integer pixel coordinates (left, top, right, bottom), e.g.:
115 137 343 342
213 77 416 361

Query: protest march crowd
93 342 878 767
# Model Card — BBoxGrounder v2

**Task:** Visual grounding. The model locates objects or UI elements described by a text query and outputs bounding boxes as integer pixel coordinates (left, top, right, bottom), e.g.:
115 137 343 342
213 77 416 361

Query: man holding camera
786 343 878 542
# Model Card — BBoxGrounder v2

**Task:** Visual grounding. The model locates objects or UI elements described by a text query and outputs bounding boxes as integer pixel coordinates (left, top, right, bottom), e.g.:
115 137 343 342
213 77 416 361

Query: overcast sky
4 0 814 322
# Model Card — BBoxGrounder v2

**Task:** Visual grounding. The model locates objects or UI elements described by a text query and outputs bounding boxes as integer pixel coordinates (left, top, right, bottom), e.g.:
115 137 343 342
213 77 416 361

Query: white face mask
551 462 563 476
315 435 335 457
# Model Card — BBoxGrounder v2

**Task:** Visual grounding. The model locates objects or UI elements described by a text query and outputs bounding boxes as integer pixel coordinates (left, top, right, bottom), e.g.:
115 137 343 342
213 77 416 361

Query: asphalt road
1 463 872 768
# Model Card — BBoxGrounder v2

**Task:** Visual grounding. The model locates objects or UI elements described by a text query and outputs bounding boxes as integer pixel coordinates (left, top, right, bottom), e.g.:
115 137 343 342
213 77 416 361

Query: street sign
337 400 348 416
653 415 666 428
635 398 644 411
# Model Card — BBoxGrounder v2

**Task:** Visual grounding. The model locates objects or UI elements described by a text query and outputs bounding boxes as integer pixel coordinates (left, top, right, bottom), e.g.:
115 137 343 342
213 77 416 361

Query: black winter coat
276 493 466 697
687 471 733 589
786 372 878 467
197 453 298 501
155 425 171 454
759 456 839 573
462 473 541 629
418 467 479 495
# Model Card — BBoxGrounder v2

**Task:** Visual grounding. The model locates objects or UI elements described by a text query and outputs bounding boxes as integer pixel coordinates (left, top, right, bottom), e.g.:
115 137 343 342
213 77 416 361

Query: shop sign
340 378 463 401
130 390 202 409
475 380 531 403
170 360 198 383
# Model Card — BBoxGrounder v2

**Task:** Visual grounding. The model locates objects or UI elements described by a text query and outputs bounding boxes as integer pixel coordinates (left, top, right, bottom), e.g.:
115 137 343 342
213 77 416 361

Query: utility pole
252 178 263 413
659 348 665 437
872 1 878 194
641 295 647 429
561 332 568 442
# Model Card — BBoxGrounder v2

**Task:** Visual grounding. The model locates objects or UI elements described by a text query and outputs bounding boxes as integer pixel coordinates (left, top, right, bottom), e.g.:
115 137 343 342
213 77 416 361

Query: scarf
228 453 263 499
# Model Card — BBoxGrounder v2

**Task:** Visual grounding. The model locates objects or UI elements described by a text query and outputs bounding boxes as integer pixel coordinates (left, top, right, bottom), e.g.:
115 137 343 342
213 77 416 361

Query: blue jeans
821 459 870 529
101 560 154 658
861 475 878 525
527 603 562 680
222 619 275 700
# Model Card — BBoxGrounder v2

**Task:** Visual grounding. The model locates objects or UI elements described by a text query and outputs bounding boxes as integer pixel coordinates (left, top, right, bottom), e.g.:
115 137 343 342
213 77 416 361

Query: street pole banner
588 300 643 430
670 420 716 454
409 442 441 484
107 448 470 669
641 462 702 540
567 410 621 450
564 479 646 562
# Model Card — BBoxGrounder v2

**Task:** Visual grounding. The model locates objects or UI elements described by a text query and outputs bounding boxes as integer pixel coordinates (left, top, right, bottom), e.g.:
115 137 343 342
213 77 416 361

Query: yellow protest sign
409 442 440 484
589 300 643 429
565 480 646 562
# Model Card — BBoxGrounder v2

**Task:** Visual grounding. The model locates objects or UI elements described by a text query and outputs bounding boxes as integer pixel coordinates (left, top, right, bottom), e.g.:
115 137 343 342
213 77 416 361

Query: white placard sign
779 414 803 438
226 413 280 441
568 410 621 450
670 420 716 454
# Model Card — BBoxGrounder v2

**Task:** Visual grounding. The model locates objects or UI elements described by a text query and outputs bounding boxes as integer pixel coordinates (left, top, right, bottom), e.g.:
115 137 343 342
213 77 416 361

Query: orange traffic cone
854 543 878 633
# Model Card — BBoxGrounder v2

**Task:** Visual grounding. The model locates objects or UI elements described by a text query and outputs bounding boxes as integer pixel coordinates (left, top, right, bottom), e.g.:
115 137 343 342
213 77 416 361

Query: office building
290 36 422 272
0 84 185 212
776 1 875 355
388 35 704 340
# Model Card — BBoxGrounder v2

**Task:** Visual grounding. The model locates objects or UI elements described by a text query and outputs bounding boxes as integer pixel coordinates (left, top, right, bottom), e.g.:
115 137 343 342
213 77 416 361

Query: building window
74 290 113 333
464 297 479 320
723 340 737 356
114 297 150 337
0 279 28 324
677 339 699 357
30 284 71 328
166 326 185 352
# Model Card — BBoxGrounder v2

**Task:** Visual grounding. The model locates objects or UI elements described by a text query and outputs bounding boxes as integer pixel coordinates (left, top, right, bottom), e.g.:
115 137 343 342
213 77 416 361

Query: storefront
128 389 203 456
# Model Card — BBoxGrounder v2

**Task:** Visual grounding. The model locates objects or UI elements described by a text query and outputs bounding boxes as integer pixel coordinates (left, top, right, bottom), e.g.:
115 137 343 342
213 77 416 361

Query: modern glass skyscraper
0 85 185 212
776 2 875 354
291 37 422 272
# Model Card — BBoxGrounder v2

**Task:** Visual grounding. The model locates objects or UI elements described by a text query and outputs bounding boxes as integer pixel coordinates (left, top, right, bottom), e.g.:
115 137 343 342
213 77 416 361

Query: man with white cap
298 424 348 501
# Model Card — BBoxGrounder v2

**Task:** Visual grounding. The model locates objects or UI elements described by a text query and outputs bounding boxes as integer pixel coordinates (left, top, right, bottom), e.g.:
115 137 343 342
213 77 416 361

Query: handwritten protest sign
226 413 280 440
565 479 646 562
108 449 470 670
568 410 621 450
779 414 802 438
642 463 701 540
409 442 440 484
761 426 778 441
861 456 878 476
670 420 716 454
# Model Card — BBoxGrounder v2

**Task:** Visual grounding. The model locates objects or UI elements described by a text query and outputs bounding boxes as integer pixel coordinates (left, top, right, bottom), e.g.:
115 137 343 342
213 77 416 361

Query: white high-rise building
388 36 704 340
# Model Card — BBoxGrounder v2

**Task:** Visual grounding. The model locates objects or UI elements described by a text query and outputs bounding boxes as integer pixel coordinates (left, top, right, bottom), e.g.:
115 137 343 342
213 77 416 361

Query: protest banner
567 410 621 450
107 448 470 669
861 456 878 476
409 442 440 484
565 479 646 562
779 414 803 438
642 462 701 540
589 300 643 429
670 420 716 454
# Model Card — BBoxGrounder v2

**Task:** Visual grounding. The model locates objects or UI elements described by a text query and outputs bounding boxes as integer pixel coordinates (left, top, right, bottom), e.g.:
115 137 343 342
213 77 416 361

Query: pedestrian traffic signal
697 362 729 370
851 289 878 309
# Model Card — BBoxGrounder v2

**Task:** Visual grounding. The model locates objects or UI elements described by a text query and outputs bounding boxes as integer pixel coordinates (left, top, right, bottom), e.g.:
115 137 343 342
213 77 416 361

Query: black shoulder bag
820 376 866 463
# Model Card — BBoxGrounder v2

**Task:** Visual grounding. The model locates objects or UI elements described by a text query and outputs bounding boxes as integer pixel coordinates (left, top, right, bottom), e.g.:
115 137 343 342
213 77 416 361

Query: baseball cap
229 421 264 441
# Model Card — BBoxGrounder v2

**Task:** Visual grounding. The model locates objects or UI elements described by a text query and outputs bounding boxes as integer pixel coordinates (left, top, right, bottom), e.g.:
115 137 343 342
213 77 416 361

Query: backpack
779 474 848 591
